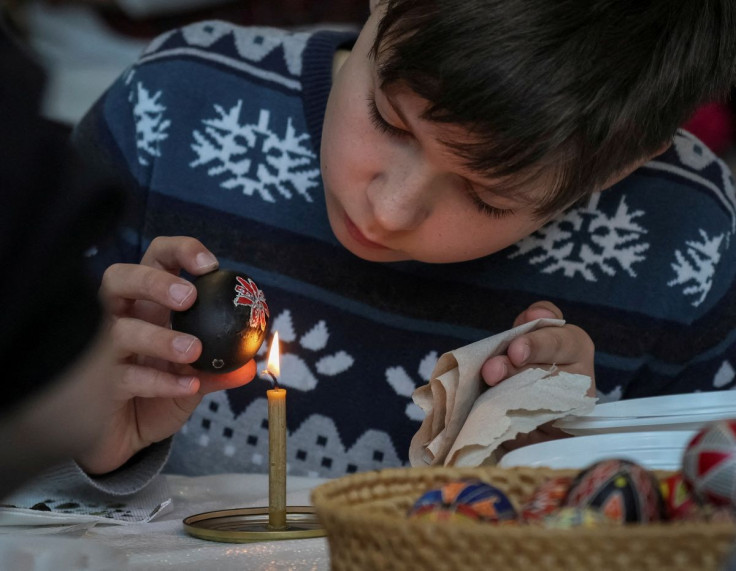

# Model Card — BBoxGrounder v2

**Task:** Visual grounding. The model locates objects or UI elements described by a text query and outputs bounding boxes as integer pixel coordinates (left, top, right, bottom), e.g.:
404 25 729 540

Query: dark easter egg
562 458 666 524
171 270 270 373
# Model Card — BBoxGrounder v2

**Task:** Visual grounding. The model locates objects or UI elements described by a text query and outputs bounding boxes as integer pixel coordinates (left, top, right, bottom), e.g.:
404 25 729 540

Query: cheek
322 99 378 190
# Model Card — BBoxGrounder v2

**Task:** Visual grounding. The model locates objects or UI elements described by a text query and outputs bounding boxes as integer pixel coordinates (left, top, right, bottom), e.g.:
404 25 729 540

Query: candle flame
266 332 280 378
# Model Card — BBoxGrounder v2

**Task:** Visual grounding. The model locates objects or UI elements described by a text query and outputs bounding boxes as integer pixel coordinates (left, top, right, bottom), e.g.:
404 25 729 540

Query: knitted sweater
74 20 736 481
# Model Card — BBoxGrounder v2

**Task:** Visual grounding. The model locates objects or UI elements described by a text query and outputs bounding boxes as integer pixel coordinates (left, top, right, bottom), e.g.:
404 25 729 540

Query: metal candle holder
184 369 325 542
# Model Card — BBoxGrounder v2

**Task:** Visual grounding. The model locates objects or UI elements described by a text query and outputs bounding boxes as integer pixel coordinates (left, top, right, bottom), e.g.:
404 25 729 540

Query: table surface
0 473 331 570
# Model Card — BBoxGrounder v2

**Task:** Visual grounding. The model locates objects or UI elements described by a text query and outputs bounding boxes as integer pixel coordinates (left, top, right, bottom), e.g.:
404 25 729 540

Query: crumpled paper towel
409 318 596 467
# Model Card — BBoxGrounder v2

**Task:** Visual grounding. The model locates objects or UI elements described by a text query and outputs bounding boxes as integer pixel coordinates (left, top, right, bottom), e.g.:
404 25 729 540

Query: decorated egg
171 270 270 373
521 476 573 522
408 479 517 524
543 507 615 529
682 419 736 507
562 458 666 523
660 472 697 520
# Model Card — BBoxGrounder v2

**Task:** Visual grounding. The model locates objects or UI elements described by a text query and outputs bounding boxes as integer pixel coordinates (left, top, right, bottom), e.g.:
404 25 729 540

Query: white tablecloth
0 473 330 570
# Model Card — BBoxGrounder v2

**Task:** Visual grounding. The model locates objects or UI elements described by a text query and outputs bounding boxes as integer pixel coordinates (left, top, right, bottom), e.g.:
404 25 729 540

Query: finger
111 316 202 365
506 324 594 370
481 355 512 386
116 363 201 399
512 300 564 327
140 236 219 276
101 263 198 322
197 360 258 394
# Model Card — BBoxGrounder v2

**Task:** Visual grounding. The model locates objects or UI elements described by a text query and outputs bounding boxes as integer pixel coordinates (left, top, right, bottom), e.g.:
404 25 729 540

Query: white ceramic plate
564 391 736 420
498 430 697 471
554 391 736 435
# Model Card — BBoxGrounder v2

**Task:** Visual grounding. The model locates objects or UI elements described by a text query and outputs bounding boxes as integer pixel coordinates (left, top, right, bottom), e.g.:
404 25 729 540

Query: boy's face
321 7 553 264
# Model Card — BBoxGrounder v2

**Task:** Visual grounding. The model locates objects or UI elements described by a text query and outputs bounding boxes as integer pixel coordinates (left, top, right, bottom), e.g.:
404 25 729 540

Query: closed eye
367 90 412 139
464 183 514 219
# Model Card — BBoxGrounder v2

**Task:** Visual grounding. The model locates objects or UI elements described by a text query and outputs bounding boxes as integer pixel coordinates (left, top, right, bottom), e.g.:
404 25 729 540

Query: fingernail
178 376 196 390
196 252 218 270
519 344 531 364
173 335 196 354
170 283 194 306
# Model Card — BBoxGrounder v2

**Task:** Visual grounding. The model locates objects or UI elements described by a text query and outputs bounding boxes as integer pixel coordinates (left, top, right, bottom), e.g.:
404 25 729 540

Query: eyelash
367 91 411 139
464 184 515 219
368 91 513 220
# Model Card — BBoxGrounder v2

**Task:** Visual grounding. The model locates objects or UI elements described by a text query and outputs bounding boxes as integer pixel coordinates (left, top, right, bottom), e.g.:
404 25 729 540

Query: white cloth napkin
409 318 596 467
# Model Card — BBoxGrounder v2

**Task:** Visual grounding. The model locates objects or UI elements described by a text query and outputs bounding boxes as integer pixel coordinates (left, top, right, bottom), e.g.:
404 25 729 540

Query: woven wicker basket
311 466 736 571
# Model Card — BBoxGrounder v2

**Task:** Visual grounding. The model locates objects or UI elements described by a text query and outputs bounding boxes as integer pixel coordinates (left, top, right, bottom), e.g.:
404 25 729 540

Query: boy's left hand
480 301 596 450
480 300 595 392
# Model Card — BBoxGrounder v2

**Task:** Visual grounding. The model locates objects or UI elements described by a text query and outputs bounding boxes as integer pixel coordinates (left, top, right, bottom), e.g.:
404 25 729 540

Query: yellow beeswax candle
267 387 287 530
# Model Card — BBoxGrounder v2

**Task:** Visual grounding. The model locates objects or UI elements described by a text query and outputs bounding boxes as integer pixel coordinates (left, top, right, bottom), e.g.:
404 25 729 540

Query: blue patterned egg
408 479 517 523
562 459 666 523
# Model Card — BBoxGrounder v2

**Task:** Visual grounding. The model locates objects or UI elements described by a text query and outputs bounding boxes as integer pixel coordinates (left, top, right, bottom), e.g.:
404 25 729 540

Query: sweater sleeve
43 438 172 497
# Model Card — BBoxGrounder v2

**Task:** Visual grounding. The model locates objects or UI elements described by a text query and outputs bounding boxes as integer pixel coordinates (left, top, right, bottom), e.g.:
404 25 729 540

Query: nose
365 162 433 233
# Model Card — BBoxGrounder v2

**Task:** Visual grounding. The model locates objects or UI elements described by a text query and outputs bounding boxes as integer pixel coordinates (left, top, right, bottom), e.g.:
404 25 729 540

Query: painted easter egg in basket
660 472 697 520
543 507 616 529
407 479 517 524
171 270 270 373
682 419 736 507
562 458 666 523
521 476 573 522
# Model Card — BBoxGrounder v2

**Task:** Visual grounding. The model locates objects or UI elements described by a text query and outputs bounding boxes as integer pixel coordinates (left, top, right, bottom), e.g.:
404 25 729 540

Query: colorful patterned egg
543 507 615 529
660 472 697 520
171 270 270 372
682 419 736 507
408 479 517 523
521 476 573 522
562 459 666 523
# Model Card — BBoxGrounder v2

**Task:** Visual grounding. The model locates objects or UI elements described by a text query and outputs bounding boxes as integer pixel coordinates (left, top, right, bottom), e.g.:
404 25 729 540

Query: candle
264 332 287 530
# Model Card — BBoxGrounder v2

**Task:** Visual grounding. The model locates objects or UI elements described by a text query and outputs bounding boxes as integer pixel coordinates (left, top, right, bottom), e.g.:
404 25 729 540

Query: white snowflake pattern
509 194 650 280
180 22 309 76
190 102 320 202
713 361 735 389
256 310 354 392
385 351 437 421
130 82 170 166
668 229 725 307
596 385 623 403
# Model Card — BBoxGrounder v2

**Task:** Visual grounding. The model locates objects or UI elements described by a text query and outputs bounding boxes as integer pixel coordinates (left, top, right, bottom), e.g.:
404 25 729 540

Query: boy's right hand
74 237 257 475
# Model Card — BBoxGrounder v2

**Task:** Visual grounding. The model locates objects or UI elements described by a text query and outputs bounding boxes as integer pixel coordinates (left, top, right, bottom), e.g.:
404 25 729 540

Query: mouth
344 214 388 250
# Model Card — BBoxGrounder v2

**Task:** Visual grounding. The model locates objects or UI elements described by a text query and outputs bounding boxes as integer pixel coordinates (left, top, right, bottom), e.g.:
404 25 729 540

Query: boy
68 0 735 491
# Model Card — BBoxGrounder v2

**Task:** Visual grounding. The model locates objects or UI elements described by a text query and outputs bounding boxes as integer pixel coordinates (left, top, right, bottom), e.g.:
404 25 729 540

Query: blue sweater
75 21 736 479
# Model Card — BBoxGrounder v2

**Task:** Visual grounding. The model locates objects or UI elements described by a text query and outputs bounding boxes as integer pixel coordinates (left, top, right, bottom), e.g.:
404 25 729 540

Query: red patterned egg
408 479 517 523
171 270 270 372
562 458 666 523
521 476 573 522
682 419 736 507
660 472 697 520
